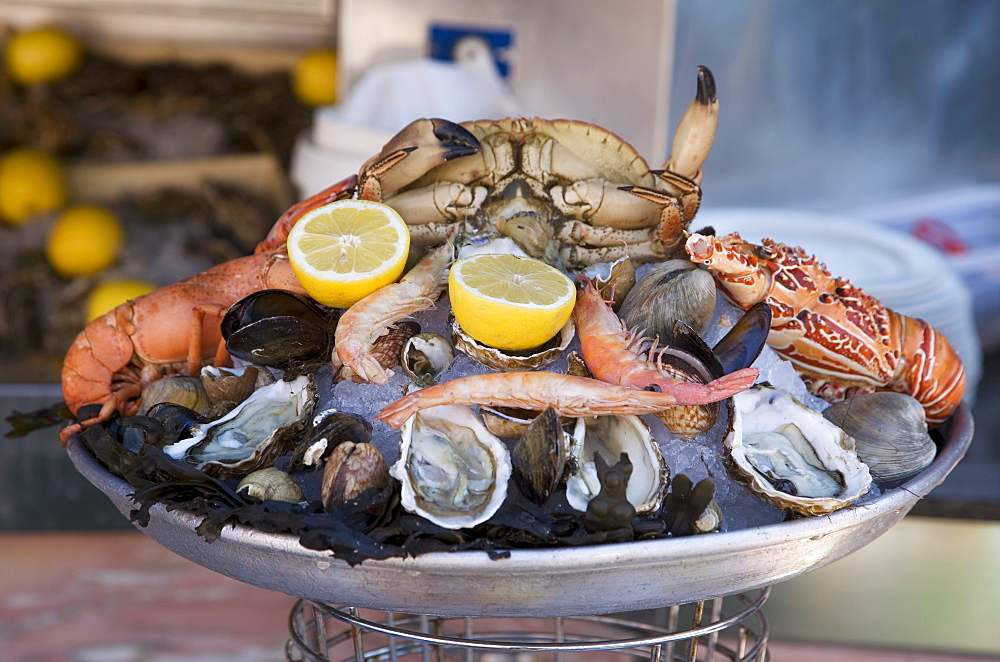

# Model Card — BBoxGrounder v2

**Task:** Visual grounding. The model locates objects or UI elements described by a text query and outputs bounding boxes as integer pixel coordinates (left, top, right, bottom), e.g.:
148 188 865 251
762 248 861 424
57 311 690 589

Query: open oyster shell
390 405 512 530
725 384 872 516
452 317 575 371
565 414 668 514
162 375 315 479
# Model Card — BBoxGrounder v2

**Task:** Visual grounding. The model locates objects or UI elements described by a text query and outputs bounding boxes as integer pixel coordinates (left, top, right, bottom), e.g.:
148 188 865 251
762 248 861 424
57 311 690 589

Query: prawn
374 371 702 430
573 279 758 399
333 239 454 384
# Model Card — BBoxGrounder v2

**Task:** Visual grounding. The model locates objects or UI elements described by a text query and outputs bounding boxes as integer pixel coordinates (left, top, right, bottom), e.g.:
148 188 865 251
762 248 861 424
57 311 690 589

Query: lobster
58 176 358 445
685 231 966 425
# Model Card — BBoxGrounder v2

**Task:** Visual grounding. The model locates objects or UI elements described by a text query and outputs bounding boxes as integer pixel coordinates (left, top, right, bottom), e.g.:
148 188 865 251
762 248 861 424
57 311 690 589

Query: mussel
510 407 571 505
222 289 332 367
288 409 373 472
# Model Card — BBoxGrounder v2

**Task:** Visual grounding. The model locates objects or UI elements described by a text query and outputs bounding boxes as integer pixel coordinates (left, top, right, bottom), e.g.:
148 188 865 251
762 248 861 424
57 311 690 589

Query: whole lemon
293 49 338 106
46 205 124 277
5 26 82 85
85 278 156 322
0 148 68 224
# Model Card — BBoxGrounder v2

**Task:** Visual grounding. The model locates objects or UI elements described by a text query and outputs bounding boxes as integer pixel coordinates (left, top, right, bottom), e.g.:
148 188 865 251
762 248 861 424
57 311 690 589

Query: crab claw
662 65 718 183
357 118 481 201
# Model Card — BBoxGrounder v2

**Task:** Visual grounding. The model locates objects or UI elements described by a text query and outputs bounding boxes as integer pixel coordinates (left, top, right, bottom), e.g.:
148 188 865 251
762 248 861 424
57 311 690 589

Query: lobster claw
358 118 481 201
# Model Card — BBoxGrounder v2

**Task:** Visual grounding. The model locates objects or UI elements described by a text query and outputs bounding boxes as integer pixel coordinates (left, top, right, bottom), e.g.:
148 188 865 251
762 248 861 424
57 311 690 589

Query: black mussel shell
108 415 170 452
222 289 333 366
713 301 771 374
288 411 373 472
144 402 206 442
657 320 723 381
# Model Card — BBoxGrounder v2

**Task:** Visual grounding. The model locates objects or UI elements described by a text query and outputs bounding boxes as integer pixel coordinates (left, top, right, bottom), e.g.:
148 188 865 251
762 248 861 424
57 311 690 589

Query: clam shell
139 376 210 416
566 414 667 514
725 385 872 516
452 317 575 371
288 410 373 473
822 392 936 484
390 405 512 530
321 441 390 510
618 259 716 343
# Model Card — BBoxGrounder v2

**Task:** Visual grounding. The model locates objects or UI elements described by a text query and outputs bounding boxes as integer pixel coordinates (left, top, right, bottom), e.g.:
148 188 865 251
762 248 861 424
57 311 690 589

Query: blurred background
1 0 999 659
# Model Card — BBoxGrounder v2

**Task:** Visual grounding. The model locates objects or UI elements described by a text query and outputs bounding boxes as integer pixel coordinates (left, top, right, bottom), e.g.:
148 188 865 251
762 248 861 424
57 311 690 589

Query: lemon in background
448 253 577 351
287 199 410 308
5 26 82 85
0 148 68 224
46 205 124 277
84 278 156 322
293 48 338 106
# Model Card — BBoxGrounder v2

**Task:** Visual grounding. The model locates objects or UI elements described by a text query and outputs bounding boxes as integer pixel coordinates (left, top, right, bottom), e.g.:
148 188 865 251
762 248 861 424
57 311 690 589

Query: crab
350 66 719 269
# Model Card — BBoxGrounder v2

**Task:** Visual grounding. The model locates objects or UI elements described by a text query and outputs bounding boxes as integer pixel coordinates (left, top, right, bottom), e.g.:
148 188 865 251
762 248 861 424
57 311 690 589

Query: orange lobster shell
685 232 966 425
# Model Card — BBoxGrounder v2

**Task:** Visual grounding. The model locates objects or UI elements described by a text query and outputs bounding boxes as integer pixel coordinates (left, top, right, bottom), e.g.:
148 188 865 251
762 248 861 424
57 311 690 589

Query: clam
222 289 332 367
510 407 571 504
161 375 315 479
726 385 872 516
390 405 512 529
401 332 455 384
138 376 210 416
237 467 304 503
822 392 936 484
565 414 667 514
452 317 575 371
321 441 390 510
618 259 716 344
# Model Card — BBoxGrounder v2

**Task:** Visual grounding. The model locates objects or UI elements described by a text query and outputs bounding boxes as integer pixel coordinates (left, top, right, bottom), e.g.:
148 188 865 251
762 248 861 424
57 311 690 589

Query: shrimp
333 240 454 384
573 279 758 400
374 371 698 430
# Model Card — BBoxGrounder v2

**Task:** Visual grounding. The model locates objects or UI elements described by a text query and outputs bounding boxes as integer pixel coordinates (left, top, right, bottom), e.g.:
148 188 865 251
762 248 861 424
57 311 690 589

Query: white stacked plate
694 208 982 402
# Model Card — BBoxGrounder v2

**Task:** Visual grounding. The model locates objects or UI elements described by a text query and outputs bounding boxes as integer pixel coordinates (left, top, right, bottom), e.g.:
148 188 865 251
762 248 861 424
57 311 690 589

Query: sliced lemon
286 199 410 308
448 253 576 351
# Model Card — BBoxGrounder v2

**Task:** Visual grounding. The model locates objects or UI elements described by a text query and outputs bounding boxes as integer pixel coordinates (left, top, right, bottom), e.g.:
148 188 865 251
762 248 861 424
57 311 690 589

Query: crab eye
756 245 774 259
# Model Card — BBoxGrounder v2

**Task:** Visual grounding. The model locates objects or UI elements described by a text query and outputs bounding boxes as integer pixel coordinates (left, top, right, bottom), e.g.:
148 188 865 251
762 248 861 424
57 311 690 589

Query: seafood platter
58 67 973 616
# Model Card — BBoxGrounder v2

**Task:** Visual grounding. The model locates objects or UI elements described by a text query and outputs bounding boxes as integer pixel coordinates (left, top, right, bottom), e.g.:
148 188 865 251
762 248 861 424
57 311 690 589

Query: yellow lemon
448 253 576 351
84 278 156 322
46 205 124 277
5 26 82 85
286 199 410 308
292 48 338 106
0 148 68 224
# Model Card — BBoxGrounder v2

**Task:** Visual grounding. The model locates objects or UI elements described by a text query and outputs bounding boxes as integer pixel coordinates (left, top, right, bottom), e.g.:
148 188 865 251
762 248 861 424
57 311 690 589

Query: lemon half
286 199 410 308
448 253 576 351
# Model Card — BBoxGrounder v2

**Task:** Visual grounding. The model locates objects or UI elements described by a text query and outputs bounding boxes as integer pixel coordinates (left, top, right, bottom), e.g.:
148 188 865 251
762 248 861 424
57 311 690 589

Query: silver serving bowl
67 403 972 617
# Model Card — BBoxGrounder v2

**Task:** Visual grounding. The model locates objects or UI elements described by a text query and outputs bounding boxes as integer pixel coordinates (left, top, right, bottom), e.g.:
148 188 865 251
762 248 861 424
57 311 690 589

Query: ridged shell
565 414 667 514
822 392 936 484
725 385 872 516
510 408 570 504
200 365 272 406
452 318 575 371
321 441 390 510
390 405 512 529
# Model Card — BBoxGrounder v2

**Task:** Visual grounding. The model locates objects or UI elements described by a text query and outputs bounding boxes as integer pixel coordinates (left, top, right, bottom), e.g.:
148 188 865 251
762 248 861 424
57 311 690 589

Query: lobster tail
895 314 967 426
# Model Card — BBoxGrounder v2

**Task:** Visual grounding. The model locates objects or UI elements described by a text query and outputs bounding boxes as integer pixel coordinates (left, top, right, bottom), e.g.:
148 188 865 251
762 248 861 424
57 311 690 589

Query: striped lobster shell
685 232 966 425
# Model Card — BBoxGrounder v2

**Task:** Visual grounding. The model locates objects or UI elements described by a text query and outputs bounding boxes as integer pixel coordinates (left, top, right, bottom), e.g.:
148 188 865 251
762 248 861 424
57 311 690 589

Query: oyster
162 375 315 479
822 392 936 484
726 385 872 516
452 317 575 371
390 405 512 529
565 414 667 514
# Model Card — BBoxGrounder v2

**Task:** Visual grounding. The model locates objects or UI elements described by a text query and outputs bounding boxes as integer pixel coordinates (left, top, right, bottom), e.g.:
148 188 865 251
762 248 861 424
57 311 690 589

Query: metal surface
286 590 769 661
67 403 972 618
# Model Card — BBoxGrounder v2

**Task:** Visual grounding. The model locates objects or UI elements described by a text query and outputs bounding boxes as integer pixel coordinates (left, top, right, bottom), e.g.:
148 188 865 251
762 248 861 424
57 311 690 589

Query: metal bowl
67 403 972 617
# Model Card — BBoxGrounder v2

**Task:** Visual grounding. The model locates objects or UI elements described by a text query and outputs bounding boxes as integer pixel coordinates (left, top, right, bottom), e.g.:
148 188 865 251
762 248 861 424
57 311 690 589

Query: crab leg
663 64 718 183
357 118 481 201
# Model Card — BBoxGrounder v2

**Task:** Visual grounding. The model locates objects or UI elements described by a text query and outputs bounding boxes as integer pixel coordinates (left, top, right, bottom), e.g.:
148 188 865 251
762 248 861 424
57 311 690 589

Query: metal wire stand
285 587 769 662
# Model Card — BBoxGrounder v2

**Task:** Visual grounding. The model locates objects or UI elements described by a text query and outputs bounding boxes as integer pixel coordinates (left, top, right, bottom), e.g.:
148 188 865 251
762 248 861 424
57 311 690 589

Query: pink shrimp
573 279 758 400
374 371 700 430
333 240 454 384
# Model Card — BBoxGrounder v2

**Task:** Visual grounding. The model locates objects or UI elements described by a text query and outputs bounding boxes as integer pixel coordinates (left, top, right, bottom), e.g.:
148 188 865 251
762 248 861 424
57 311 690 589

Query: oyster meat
726 385 872 516
162 375 315 479
390 405 512 529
